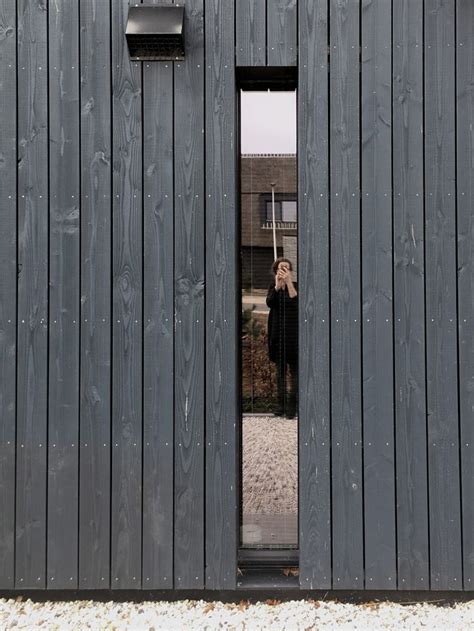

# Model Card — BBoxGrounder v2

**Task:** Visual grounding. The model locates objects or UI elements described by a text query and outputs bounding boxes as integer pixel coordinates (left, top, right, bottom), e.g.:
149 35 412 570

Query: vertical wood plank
361 0 396 588
205 0 238 590
174 0 205 589
393 0 429 590
142 10 174 588
0 0 16 589
456 0 474 591
424 0 462 590
47 0 80 589
111 0 143 589
3 0 473 599
298 0 331 590
267 0 297 66
15 0 48 589
79 0 112 589
330 0 364 589
236 0 266 67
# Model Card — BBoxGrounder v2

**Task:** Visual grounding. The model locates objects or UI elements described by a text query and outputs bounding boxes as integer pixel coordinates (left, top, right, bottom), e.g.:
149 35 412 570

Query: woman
266 257 298 418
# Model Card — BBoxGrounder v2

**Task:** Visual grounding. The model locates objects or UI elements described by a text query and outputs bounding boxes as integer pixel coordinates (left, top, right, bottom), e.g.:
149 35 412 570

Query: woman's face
277 261 290 274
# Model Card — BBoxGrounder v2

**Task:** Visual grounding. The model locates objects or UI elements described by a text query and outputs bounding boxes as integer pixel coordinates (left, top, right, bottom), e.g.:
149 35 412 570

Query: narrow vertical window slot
239 85 298 553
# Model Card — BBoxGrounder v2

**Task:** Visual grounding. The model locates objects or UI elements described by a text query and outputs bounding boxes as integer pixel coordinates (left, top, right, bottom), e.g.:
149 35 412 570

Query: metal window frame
261 192 298 224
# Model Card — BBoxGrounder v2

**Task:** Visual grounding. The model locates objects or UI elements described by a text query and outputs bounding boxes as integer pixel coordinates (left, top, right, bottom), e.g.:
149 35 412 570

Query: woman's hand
281 268 297 298
275 270 285 289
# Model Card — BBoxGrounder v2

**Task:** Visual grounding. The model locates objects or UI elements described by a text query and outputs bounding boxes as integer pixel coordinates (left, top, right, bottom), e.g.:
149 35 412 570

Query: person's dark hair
271 257 293 275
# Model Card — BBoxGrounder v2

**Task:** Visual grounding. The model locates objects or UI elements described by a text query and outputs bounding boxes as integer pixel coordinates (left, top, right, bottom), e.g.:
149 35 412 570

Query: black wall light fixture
126 4 185 61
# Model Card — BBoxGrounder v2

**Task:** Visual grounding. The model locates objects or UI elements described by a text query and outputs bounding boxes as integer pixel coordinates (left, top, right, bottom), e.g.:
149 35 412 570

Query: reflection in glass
240 89 298 549
266 258 298 418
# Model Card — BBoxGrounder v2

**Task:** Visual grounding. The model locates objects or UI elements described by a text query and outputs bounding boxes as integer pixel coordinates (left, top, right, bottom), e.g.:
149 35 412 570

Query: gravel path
242 415 297 514
1 597 472 630
242 414 298 546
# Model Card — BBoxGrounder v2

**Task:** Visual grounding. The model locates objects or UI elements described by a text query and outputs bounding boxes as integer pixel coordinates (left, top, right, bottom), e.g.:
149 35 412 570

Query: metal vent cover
126 4 185 61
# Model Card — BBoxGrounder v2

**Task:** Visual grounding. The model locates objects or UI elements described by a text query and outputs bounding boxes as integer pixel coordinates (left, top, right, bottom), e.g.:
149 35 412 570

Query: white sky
240 90 296 154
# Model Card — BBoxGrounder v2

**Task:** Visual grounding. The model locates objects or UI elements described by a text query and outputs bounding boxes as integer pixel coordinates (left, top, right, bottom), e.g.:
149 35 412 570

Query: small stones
0 596 472 629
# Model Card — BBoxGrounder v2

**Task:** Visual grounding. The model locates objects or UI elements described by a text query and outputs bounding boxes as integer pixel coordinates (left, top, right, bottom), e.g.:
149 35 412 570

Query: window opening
239 88 298 550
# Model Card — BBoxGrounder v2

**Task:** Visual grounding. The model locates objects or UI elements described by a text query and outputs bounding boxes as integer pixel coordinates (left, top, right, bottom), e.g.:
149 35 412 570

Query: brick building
240 154 297 291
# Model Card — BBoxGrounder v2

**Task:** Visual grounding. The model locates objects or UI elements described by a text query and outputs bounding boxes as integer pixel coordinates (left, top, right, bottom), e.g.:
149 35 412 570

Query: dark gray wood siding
457 0 474 590
298 0 331 590
328 0 364 589
0 0 472 592
79 0 112 589
205 0 238 589
110 0 143 590
297 0 470 591
0 0 16 589
392 0 429 589
142 1 174 589
15 0 49 589
361 0 396 589
424 0 462 590
236 0 297 66
173 0 205 589
47 0 81 588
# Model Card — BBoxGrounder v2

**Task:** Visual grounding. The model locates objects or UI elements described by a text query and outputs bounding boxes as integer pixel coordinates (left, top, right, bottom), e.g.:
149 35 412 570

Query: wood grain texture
361 0 396 588
392 0 429 590
0 0 16 589
424 0 462 590
330 0 364 589
1 0 473 595
15 0 49 589
236 0 266 66
47 0 80 589
174 0 205 590
456 0 474 591
79 0 112 589
111 0 143 589
267 0 297 66
205 0 238 590
298 0 331 590
142 54 174 589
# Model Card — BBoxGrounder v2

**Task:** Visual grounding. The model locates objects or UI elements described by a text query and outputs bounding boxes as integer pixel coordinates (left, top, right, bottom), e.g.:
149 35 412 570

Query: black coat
266 281 298 364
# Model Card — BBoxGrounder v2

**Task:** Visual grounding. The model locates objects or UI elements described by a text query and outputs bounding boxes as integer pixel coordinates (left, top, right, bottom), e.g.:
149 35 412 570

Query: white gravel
1 596 473 630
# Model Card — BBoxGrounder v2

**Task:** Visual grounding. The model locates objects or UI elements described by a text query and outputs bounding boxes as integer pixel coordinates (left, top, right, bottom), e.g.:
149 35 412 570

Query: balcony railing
261 220 297 230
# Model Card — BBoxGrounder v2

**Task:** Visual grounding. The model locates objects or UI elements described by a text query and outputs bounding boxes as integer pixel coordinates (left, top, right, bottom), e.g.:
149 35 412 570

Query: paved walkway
242 293 269 314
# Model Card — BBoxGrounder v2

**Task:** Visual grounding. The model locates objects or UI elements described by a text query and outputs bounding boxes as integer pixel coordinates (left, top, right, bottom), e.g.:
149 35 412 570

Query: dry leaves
361 600 381 610
265 599 281 606
282 567 299 577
